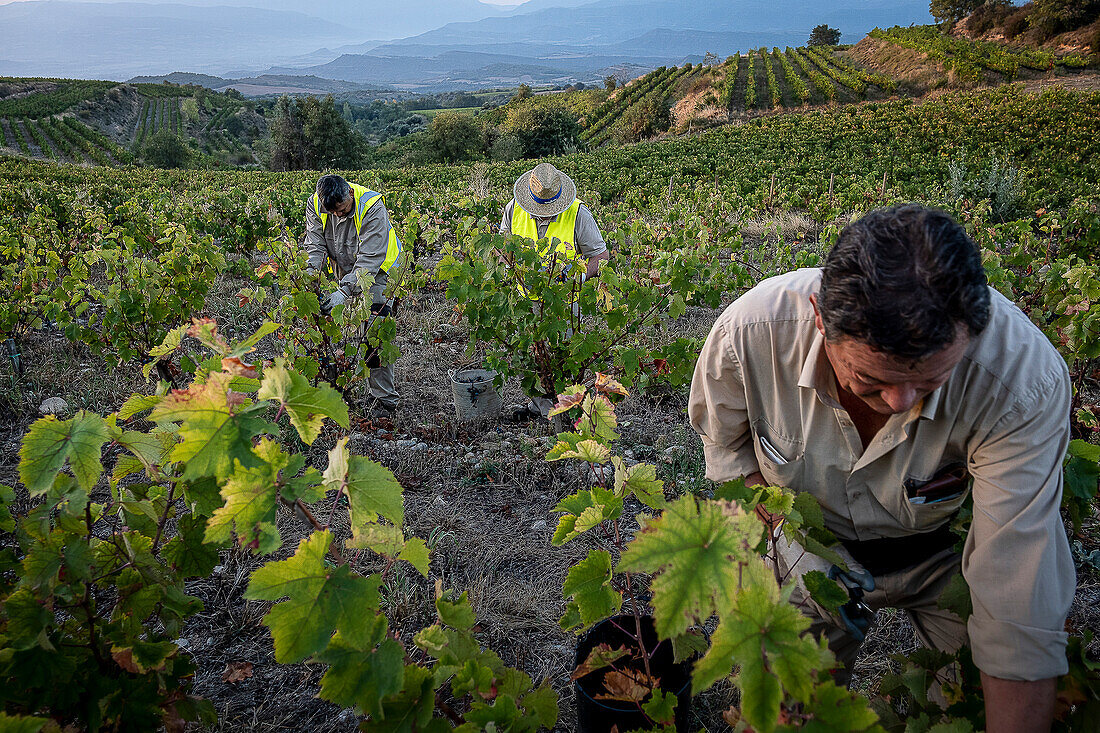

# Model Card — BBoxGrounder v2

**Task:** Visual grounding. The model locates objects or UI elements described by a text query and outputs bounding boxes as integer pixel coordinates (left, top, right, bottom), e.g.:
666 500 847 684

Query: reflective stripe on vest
510 199 583 264
312 183 402 273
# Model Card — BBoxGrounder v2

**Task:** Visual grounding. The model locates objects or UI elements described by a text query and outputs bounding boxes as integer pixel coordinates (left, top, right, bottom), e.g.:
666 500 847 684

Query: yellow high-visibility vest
510 199 584 299
312 183 402 273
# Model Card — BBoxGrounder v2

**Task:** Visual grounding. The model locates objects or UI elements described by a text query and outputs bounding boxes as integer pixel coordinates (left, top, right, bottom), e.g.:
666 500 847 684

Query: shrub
1003 8 1031 39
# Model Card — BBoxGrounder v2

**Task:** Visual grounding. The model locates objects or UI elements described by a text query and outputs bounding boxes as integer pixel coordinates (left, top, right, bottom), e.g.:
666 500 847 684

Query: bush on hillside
140 129 190 169
1003 7 1031 39
612 95 671 144
426 110 482 163
967 1 1013 34
505 106 583 158
1030 0 1100 36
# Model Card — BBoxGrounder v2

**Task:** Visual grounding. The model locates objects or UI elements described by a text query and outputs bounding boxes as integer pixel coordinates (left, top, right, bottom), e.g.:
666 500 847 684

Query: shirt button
851 490 863 499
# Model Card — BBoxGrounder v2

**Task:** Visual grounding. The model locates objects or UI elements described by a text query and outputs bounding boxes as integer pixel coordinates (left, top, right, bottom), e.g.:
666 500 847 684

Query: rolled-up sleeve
340 199 391 296
574 205 607 258
963 364 1074 680
688 318 760 482
303 198 329 273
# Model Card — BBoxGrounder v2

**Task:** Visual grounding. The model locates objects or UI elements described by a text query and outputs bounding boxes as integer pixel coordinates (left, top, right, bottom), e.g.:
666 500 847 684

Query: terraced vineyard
0 115 131 164
871 25 1093 82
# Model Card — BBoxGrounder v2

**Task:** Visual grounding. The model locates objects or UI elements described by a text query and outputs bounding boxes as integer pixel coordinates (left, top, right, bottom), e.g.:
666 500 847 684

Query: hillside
1 26 1097 170
0 78 268 168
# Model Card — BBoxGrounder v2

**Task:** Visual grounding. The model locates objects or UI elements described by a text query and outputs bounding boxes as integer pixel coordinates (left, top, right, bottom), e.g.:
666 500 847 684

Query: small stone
531 520 547 530
212 565 225 575
663 445 685 458
396 439 418 448
39 397 69 416
413 442 429 451
624 449 635 459
464 452 475 460
176 638 190 649
434 496 446 506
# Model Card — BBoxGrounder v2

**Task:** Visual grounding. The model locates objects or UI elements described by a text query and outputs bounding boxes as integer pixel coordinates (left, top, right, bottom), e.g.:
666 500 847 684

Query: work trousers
785 547 968 687
367 281 399 408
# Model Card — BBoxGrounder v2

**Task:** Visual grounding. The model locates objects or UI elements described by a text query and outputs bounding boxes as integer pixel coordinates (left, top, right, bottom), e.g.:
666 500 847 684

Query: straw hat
513 162 577 218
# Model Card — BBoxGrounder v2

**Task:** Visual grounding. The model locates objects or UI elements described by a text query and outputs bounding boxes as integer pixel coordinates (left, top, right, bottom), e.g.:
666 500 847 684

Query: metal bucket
449 368 502 421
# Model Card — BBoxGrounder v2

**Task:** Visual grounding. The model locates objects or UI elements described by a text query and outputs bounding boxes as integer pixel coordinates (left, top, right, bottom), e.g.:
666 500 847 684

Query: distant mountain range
0 0 934 90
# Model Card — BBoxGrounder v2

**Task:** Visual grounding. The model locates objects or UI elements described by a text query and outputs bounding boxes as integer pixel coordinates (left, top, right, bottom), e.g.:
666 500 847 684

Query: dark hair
818 204 990 360
316 174 351 212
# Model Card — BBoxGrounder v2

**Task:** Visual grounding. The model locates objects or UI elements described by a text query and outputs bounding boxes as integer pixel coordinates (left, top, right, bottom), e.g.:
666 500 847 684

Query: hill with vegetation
0 24 1097 172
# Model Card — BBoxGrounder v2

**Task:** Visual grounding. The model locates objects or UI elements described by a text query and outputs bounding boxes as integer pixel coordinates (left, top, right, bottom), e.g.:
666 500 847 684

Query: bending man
304 173 403 415
689 204 1074 732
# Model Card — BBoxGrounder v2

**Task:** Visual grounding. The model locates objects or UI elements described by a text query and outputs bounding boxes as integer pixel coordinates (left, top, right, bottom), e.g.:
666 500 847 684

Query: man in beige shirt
304 174 403 413
689 204 1074 731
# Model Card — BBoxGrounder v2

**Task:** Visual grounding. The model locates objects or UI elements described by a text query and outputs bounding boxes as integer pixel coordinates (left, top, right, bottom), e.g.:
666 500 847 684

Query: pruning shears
828 564 875 642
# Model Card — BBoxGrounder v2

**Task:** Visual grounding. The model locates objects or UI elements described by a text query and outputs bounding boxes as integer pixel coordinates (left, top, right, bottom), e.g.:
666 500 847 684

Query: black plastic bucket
573 615 693 732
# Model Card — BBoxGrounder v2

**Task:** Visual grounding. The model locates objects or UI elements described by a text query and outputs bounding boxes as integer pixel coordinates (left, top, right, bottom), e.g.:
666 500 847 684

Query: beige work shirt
303 195 392 297
689 268 1074 680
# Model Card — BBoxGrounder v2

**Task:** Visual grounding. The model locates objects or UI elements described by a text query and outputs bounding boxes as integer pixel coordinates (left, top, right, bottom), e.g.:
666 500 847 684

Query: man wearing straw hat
305 173 403 416
501 162 609 418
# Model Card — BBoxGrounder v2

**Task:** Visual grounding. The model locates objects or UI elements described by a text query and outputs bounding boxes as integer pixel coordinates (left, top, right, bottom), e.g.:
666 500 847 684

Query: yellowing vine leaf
257 360 349 444
549 386 586 416
612 457 665 509
19 411 109 496
322 438 404 530
151 372 275 481
593 373 628 397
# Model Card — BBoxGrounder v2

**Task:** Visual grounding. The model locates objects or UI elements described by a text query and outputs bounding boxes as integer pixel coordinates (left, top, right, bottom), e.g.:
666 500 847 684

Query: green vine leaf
204 439 287 554
803 570 847 614
642 688 677 726
244 531 382 663
322 438 404 530
612 457 666 509
257 359 349 445
0 712 49 732
18 411 109 496
315 616 404 718
561 549 622 631
619 496 763 638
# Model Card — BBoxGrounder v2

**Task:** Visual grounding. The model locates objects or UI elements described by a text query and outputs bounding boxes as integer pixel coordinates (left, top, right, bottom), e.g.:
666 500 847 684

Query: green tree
604 75 617 92
613 95 671 144
511 107 582 158
268 95 305 171
425 110 482 163
807 24 842 46
140 129 190 168
181 97 199 125
929 0 982 24
299 95 360 170
1029 0 1100 35
513 83 533 101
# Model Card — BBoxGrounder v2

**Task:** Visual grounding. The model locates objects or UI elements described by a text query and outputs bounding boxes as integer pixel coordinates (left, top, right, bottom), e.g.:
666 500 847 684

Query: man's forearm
982 673 1056 733
585 250 609 278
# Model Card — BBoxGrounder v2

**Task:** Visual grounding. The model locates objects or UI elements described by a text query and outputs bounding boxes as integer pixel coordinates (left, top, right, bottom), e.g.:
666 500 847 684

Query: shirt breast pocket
897 462 970 530
752 419 805 488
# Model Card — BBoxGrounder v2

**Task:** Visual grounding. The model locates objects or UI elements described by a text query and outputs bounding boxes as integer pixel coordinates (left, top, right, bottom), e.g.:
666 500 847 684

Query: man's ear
809 293 826 337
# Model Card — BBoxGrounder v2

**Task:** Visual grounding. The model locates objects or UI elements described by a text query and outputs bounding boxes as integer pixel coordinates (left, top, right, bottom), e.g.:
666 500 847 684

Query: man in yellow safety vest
500 162 609 418
304 173 403 415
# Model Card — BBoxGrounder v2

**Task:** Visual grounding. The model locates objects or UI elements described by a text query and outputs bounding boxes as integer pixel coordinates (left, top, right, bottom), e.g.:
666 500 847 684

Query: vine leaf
110 640 177 674
204 439 286 554
548 438 610 464
642 688 677 725
315 615 404 717
520 684 559 730
322 438 404 530
571 643 630 681
803 570 847 614
694 581 831 732
593 372 629 397
0 713 49 732
618 496 762 639
549 386 586 416
612 457 665 509
552 487 623 545
347 525 430 577
143 323 188 380
151 372 275 481
244 531 382 663
594 668 655 702
257 360 349 445
561 549 622 631
19 411 109 496
435 588 476 631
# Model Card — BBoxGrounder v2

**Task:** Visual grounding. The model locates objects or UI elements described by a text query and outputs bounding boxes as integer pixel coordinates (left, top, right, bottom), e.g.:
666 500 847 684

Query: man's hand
982 674 1056 733
321 288 347 315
